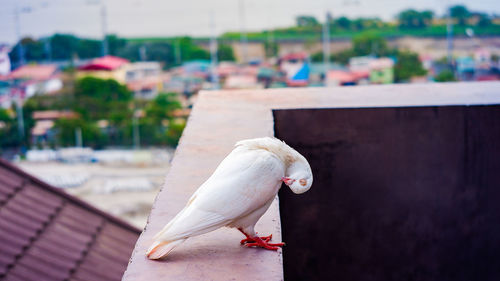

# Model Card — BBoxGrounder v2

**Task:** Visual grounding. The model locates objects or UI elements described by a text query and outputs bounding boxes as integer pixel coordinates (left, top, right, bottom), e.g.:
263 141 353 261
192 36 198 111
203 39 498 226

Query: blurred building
279 52 310 87
0 64 62 108
30 110 79 145
369 58 394 84
0 45 11 77
77 55 130 83
326 70 357 86
125 62 163 99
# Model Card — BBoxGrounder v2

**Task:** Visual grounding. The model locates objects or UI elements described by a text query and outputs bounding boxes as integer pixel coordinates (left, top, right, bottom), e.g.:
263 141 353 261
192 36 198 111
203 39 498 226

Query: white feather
147 137 312 259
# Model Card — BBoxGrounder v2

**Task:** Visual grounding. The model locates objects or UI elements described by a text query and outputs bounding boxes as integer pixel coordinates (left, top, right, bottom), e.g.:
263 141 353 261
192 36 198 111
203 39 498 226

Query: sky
1 0 499 44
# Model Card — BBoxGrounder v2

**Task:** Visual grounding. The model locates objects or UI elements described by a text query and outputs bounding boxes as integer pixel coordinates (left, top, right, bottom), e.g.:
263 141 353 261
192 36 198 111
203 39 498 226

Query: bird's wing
155 147 285 241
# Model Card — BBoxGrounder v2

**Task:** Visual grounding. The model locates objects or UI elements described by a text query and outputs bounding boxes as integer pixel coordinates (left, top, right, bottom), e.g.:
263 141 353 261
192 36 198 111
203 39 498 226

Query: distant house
369 58 394 84
0 158 140 280
77 56 130 83
0 45 11 76
349 56 375 73
326 70 357 86
224 74 260 89
125 62 162 99
31 110 79 145
456 56 476 81
279 52 310 87
0 64 62 108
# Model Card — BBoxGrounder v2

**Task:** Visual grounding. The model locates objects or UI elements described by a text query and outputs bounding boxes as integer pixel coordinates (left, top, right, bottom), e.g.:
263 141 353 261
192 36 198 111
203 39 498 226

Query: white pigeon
146 137 313 260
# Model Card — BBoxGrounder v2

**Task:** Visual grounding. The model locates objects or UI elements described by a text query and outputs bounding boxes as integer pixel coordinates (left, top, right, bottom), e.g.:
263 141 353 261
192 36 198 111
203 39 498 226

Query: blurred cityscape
0 2 499 228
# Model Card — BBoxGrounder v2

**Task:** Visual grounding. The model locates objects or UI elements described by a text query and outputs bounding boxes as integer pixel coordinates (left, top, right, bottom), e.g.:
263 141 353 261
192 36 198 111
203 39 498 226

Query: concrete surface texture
124 81 500 281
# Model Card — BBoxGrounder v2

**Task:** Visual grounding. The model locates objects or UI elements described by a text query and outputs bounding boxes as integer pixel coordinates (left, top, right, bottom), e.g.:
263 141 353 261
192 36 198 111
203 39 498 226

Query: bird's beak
282 177 295 186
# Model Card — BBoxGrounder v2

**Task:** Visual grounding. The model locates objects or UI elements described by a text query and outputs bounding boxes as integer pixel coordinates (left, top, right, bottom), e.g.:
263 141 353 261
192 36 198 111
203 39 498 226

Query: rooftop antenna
210 11 219 90
238 0 248 64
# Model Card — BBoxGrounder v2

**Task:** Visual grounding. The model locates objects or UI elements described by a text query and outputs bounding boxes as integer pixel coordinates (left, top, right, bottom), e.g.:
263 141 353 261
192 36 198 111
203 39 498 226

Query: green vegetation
0 77 186 150
397 9 434 29
10 35 235 68
0 108 21 149
220 4 498 41
296 15 321 27
312 32 427 82
394 51 427 82
434 70 457 82
74 77 133 124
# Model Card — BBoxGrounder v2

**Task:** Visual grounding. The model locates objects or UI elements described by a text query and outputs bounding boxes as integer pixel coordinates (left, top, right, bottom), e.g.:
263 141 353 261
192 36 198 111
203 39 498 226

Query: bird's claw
240 234 272 244
241 235 285 251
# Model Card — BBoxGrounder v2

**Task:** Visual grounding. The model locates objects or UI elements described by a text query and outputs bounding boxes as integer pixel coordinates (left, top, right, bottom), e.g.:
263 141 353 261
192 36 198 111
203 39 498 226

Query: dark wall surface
274 105 500 281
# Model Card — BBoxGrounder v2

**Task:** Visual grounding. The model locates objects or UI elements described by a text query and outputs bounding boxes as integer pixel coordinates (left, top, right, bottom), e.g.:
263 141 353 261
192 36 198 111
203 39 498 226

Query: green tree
77 39 101 59
398 9 434 28
0 108 20 149
352 32 389 56
311 48 356 65
296 15 320 27
336 17 351 29
394 50 427 82
476 13 492 27
106 35 127 56
434 70 456 82
217 43 235 61
50 34 79 60
450 5 470 26
264 40 278 58
179 37 210 61
54 118 105 148
9 37 46 63
145 93 182 123
74 77 133 124
165 118 186 147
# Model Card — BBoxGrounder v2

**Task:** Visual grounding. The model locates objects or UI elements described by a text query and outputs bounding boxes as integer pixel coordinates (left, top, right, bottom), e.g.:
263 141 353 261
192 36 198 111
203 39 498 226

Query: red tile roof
0 158 140 281
32 110 79 120
280 52 308 61
9 65 58 81
78 56 130 71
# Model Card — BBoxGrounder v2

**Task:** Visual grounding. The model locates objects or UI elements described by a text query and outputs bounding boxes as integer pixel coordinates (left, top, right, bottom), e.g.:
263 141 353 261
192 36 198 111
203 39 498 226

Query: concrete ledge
123 81 500 280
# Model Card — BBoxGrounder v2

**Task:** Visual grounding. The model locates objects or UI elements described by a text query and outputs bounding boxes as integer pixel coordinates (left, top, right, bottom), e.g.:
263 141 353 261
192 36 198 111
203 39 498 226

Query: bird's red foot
240 234 272 244
243 236 285 251
238 228 285 251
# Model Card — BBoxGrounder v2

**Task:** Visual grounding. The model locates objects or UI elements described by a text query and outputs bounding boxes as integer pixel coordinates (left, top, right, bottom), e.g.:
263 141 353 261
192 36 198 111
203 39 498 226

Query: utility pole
238 0 248 64
174 39 182 65
75 127 82 147
44 38 52 62
101 2 108 56
15 95 25 141
446 6 453 66
210 11 219 90
133 110 140 150
14 5 25 66
322 12 331 82
139 45 147 61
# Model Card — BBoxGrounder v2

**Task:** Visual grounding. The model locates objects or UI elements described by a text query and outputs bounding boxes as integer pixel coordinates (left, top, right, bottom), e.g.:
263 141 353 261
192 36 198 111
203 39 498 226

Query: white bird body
147 137 313 259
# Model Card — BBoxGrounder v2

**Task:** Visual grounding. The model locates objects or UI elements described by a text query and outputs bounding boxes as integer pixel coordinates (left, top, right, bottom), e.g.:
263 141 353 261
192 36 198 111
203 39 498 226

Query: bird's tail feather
146 238 186 260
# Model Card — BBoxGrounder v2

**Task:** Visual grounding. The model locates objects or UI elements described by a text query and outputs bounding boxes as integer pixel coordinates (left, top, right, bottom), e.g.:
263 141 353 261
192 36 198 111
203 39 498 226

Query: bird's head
282 159 313 194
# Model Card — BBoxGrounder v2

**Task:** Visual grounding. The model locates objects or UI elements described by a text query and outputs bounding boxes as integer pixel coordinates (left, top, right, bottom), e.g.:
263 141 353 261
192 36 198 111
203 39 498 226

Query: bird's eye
299 179 307 186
